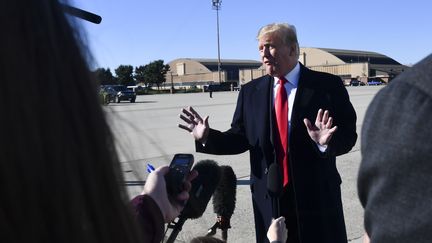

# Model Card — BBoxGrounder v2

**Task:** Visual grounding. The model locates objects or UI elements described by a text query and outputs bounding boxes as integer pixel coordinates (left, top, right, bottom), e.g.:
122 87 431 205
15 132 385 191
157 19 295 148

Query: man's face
258 33 297 77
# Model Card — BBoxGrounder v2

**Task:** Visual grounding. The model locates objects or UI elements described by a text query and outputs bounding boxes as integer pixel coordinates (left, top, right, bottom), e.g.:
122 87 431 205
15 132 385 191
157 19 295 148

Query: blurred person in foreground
0 1 195 243
358 54 432 243
179 22 357 243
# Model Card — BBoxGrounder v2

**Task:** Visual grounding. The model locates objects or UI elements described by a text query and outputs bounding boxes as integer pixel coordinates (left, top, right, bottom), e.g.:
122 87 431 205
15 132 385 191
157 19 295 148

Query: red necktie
275 77 289 186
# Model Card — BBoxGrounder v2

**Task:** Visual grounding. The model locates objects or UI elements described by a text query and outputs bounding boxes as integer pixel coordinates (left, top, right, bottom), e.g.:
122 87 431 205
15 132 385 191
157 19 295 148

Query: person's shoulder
305 67 341 81
300 64 340 82
392 54 432 98
371 53 432 105
301 66 343 89
366 54 432 127
241 75 271 91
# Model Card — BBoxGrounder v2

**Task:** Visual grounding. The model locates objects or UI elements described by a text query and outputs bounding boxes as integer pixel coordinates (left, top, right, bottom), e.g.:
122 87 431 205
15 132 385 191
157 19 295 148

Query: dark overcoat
196 64 357 243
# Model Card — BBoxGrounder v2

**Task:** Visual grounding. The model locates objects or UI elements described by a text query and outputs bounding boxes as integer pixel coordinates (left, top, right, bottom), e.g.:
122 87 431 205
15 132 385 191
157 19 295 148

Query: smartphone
165 153 194 196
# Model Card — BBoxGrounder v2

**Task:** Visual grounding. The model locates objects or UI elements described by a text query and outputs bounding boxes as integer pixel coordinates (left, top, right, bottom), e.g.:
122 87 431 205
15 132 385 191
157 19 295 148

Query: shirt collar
274 62 300 87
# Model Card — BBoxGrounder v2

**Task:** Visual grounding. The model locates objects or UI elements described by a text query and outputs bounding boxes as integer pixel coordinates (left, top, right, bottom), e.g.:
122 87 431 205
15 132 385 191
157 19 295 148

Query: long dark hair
0 1 141 242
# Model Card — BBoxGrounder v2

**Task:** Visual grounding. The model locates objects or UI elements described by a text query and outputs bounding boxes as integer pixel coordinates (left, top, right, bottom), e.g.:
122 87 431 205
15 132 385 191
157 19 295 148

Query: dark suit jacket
197 63 357 243
358 54 432 243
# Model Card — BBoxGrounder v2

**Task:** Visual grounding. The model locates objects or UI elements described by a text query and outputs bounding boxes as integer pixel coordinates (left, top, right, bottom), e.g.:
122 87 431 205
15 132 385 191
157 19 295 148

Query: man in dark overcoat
179 23 357 243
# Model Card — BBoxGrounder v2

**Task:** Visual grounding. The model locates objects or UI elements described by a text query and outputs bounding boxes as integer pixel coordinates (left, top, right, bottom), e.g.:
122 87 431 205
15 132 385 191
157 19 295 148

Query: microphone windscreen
212 165 237 218
267 163 283 197
181 160 221 219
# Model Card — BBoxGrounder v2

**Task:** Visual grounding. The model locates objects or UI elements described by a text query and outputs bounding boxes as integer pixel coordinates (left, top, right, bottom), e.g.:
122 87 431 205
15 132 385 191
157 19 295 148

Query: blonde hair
257 23 300 57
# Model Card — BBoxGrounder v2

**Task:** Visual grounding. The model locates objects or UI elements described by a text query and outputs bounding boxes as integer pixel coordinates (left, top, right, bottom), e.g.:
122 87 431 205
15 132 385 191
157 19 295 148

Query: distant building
298 47 407 84
240 47 407 85
165 48 407 88
165 58 261 88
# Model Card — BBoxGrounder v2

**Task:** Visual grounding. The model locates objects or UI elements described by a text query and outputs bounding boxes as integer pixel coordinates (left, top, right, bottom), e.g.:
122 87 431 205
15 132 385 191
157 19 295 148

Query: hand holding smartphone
164 154 194 203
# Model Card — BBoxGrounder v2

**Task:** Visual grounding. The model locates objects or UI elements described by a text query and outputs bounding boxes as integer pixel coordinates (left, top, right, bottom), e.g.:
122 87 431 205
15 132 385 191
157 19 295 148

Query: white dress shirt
273 62 300 132
273 62 327 152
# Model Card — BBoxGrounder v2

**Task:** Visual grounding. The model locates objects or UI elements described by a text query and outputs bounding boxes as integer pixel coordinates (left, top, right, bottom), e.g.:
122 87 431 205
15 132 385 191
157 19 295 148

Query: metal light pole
212 0 222 84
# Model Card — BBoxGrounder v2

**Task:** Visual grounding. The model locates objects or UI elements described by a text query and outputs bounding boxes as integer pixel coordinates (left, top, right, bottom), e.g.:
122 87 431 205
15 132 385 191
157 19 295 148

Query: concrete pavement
105 86 383 242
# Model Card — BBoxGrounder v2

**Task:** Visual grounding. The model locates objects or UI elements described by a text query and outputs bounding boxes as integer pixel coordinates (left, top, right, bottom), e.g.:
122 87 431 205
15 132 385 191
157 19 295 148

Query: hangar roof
299 47 403 66
170 58 262 72
173 58 260 64
317 48 401 65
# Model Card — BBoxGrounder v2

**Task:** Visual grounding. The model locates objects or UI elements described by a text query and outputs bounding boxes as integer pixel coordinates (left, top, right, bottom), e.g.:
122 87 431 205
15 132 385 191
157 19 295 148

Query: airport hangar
164 47 407 89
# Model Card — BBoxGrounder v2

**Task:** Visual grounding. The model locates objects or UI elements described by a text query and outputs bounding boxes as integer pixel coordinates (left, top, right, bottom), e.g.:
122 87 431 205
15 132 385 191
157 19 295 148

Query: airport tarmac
104 85 384 243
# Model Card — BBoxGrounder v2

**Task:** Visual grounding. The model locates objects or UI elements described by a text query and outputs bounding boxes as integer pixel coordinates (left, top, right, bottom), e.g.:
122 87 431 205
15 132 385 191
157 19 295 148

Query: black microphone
61 4 102 24
207 165 237 241
213 165 237 219
166 160 221 243
267 163 283 219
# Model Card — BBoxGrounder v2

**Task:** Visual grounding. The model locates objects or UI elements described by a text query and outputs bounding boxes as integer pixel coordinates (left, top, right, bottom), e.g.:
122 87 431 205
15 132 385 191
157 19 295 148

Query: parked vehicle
102 85 136 103
127 85 144 92
204 82 238 92
367 79 383 86
350 79 366 86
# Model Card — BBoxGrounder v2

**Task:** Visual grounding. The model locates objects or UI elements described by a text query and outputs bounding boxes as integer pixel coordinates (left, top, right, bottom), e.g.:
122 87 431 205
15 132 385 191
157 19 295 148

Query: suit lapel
267 76 275 150
250 75 276 166
291 64 315 131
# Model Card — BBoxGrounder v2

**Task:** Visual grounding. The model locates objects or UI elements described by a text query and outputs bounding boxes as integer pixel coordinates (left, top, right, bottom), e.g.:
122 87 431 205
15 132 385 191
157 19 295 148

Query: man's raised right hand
178 106 210 143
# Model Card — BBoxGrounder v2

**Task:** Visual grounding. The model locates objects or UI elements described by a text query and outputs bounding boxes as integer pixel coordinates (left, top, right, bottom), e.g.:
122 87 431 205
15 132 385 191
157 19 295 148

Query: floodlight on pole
212 0 222 84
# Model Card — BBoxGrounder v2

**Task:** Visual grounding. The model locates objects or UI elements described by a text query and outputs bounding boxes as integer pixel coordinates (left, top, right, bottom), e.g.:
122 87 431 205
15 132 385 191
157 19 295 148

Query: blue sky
73 0 431 71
